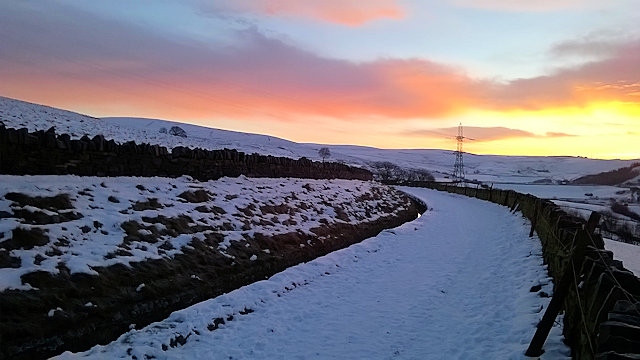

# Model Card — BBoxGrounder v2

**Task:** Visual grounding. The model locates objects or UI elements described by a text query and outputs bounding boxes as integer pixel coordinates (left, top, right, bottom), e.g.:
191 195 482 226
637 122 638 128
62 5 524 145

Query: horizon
0 1 639 159
3 95 640 162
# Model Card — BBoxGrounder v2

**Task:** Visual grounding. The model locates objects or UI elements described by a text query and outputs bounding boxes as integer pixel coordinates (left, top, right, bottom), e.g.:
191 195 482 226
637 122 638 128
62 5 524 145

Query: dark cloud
492 38 640 109
550 37 623 59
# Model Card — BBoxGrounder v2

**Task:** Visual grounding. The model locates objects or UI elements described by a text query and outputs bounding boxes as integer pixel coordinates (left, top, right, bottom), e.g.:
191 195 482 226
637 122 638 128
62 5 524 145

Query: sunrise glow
0 1 638 159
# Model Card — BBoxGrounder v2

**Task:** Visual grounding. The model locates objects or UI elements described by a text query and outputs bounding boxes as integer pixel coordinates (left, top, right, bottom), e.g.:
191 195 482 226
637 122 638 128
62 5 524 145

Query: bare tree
318 147 331 163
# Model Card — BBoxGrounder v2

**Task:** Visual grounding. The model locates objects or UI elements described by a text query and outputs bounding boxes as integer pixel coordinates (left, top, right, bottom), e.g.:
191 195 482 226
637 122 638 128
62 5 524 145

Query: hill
572 162 640 186
2 95 638 184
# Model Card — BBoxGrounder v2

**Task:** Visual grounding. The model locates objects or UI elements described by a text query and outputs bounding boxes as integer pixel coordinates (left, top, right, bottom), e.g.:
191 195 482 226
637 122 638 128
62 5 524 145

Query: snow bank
604 239 640 276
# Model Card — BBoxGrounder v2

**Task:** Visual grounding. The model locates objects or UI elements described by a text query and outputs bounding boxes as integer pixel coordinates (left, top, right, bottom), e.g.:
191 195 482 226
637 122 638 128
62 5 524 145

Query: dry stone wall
0 125 372 181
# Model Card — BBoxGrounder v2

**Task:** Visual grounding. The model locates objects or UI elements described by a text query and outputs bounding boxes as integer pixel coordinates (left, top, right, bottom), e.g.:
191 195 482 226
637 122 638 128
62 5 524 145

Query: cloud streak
408 126 576 142
199 0 405 26
452 0 601 12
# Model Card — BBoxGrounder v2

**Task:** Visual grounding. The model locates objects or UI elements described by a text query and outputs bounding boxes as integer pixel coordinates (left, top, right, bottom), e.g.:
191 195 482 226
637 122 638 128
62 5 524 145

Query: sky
0 1 639 159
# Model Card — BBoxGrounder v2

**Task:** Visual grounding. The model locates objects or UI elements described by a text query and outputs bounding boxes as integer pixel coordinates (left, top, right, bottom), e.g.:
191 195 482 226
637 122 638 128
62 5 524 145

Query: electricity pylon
453 123 470 183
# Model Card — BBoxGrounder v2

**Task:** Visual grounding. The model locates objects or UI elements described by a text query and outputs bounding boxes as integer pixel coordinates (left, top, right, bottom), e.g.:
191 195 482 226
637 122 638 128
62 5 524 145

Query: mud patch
5 192 73 211
132 198 163 211
1 227 49 251
0 250 21 268
178 189 211 203
12 208 83 225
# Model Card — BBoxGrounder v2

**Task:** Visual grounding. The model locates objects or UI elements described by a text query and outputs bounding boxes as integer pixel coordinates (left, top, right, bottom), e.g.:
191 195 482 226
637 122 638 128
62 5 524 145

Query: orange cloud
4 30 639 126
208 0 405 26
1 2 639 129
0 3 482 123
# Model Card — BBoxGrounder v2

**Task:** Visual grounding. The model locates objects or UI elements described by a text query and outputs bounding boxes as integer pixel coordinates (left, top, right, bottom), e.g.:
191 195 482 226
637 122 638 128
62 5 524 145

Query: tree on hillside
318 147 331 163
169 126 187 138
370 161 434 182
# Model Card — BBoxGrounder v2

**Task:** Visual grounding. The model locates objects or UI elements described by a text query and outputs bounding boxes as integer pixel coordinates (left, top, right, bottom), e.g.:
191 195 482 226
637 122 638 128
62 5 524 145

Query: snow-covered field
54 189 570 359
495 184 627 202
495 183 640 237
0 175 409 291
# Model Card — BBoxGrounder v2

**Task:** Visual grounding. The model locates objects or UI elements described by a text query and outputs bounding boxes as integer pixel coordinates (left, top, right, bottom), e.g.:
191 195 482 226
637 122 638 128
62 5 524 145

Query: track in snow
55 188 570 359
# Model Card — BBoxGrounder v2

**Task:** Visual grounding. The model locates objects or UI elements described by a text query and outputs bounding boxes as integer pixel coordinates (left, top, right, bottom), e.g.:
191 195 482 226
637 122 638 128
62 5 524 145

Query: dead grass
1 227 50 251
5 192 73 211
132 198 163 211
177 189 211 203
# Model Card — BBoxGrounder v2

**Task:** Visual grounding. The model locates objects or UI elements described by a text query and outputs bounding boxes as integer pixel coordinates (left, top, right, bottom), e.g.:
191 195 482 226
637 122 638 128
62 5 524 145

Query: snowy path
56 188 570 359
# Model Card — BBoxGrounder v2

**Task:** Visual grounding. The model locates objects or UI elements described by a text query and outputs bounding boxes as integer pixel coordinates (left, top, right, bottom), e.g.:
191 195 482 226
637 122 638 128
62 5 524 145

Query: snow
0 175 406 291
47 307 62 317
54 189 570 359
604 239 640 277
496 184 626 202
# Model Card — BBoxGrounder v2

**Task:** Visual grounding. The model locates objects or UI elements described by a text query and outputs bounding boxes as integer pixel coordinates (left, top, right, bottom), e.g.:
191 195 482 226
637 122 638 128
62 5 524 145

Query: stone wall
0 125 372 181
403 181 640 359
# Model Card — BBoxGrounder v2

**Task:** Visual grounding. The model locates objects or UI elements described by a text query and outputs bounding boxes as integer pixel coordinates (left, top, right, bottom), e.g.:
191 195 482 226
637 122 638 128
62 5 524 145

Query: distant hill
572 163 640 186
1 95 639 184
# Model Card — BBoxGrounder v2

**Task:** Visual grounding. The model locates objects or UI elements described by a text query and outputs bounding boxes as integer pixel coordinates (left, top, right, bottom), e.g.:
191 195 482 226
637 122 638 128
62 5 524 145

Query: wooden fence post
525 212 601 357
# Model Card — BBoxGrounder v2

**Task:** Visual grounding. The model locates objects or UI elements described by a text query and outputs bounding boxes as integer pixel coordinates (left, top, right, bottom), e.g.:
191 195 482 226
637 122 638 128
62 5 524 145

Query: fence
556 203 640 245
404 182 640 359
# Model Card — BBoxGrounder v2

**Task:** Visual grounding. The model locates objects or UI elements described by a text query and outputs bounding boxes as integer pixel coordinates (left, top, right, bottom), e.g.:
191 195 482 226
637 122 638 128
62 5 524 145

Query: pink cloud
0 3 483 121
437 126 536 141
206 0 405 25
1 2 638 126
545 132 576 137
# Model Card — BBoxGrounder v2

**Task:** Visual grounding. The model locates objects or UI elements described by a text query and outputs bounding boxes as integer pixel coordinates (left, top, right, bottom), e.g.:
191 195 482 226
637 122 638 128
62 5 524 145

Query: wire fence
403 181 640 359
556 202 640 245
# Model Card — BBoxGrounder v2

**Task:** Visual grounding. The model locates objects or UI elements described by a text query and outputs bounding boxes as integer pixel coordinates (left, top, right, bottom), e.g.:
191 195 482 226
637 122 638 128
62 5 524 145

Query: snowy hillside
0 175 411 291
1 96 637 184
